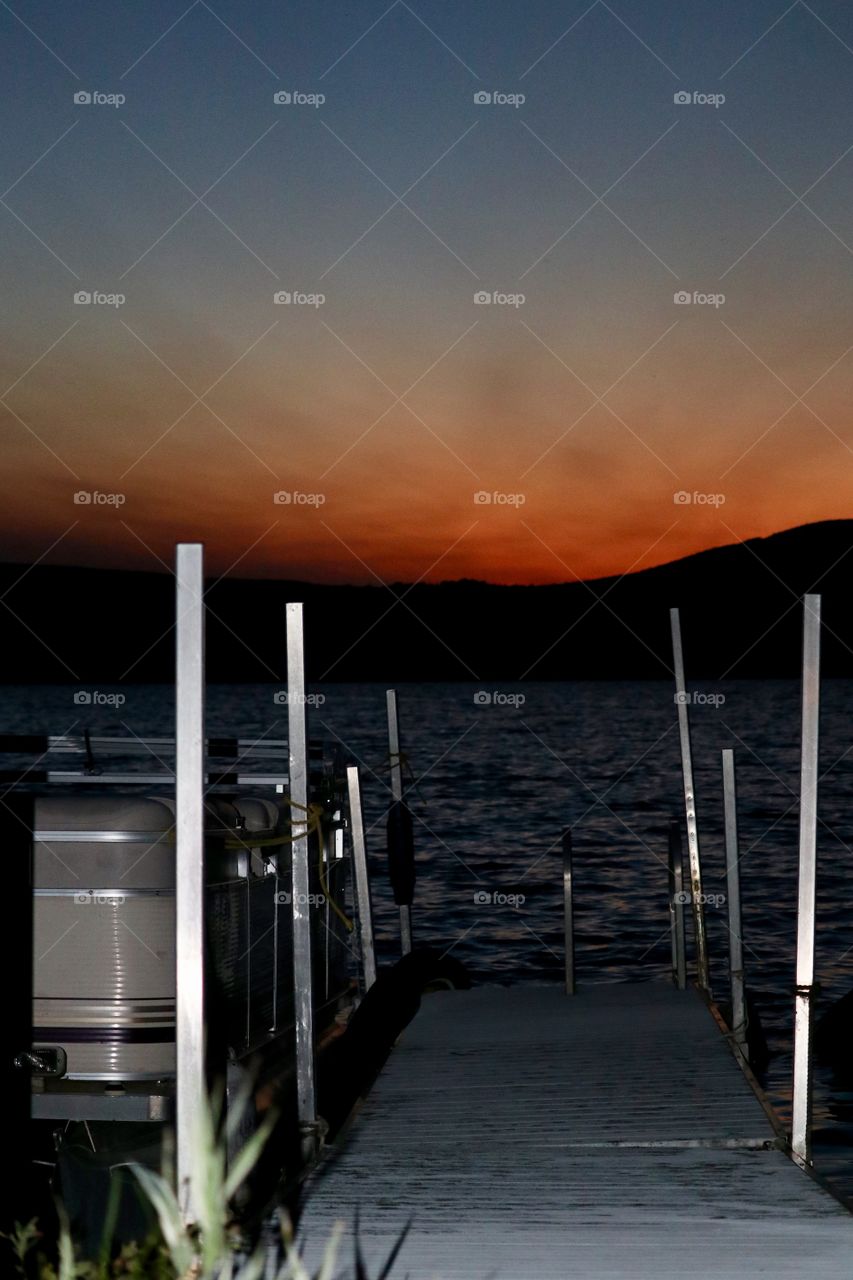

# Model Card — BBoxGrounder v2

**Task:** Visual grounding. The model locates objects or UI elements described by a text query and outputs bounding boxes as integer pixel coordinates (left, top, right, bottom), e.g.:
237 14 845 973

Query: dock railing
668 596 823 1167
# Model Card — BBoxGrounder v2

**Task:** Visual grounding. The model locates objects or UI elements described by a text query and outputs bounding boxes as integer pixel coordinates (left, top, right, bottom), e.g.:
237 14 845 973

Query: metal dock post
792 594 821 1166
386 688 413 955
175 543 206 1222
286 603 319 1163
670 607 710 990
668 818 687 991
4 794 35 1232
562 829 575 995
722 749 746 1052
347 765 377 992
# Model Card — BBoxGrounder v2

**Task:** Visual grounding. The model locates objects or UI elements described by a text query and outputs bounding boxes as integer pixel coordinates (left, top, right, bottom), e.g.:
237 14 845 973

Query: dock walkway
299 983 852 1278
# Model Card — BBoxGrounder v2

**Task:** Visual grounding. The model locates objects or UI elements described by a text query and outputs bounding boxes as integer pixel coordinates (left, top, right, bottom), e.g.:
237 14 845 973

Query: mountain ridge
1 519 851 682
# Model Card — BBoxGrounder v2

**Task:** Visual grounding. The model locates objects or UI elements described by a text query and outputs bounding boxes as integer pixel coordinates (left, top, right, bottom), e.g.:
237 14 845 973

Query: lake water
6 678 853 1195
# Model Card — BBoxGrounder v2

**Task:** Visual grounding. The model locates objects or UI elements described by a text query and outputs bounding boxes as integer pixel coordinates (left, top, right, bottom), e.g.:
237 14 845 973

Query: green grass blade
129 1163 195 1276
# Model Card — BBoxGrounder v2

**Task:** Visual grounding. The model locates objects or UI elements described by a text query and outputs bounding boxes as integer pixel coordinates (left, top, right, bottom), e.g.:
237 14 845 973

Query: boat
25 747 352 1116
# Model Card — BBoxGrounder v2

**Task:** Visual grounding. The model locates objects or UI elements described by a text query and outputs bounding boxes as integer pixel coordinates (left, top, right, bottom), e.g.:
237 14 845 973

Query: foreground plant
2 1211 343 1280
2 1084 410 1280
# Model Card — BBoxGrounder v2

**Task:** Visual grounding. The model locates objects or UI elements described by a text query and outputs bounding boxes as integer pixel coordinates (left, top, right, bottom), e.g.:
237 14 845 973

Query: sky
1 0 852 584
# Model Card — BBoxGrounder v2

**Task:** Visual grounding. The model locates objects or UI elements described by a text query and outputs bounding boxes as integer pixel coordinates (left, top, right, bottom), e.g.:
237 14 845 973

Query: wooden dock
299 983 852 1278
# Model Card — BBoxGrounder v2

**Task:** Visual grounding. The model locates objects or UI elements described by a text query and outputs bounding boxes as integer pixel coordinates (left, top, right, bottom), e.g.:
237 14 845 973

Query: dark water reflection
7 679 853 1194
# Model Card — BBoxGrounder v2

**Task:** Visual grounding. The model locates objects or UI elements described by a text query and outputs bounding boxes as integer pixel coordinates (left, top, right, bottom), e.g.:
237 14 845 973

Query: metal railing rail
0 734 292 756
3 771 290 787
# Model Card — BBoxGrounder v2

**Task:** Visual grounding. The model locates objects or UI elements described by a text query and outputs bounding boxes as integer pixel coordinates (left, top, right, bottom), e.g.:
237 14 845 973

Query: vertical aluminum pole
668 818 687 991
323 823 332 1002
386 688 412 954
792 594 821 1166
286 603 317 1162
562 830 575 994
722 749 746 1051
670 608 709 990
4 794 34 1232
175 544 206 1222
347 766 377 991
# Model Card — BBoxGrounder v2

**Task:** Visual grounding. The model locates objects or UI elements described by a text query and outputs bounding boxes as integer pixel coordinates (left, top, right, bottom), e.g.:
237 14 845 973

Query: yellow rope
224 797 354 933
222 796 322 848
387 749 425 803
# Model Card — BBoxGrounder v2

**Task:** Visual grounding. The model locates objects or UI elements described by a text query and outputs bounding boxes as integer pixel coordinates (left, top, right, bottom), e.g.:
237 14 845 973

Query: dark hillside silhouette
0 521 851 682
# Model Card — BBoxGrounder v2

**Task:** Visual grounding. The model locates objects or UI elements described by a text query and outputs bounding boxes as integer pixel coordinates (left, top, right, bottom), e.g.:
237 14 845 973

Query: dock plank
299 984 852 1278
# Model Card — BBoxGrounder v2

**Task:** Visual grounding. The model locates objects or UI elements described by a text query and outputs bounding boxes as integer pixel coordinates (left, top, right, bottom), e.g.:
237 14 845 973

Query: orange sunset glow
2 1 852 584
